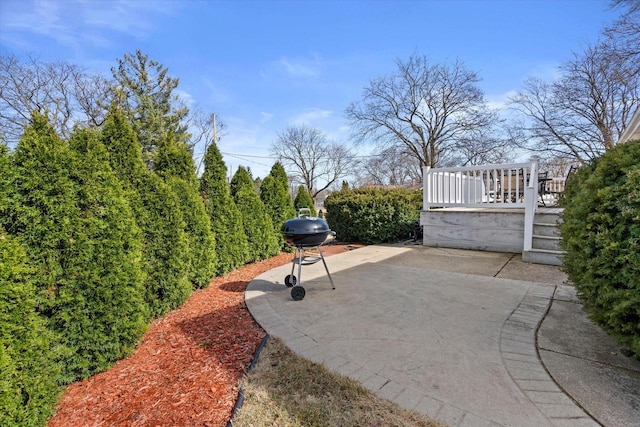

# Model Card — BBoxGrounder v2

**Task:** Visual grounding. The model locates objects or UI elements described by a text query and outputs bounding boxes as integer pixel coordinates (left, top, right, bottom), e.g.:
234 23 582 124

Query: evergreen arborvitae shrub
230 165 256 196
260 174 296 249
5 114 150 382
270 162 291 195
560 140 640 358
0 200 61 424
293 185 316 216
200 143 249 274
324 188 422 244
101 109 191 319
231 167 280 262
155 140 217 289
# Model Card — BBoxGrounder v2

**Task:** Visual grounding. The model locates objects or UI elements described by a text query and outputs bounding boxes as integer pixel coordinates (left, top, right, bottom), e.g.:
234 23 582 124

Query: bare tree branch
271 124 357 200
509 41 639 163
0 54 111 144
346 54 503 168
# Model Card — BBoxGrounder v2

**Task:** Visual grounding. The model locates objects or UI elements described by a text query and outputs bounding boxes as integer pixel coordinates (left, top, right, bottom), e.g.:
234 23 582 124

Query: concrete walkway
245 245 640 427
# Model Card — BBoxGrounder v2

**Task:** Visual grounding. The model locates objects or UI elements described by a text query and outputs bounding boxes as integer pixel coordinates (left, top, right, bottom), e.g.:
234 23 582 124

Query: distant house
619 107 640 143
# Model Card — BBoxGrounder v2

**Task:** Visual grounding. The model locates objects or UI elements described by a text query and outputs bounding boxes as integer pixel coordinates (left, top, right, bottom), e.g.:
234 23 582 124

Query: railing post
523 161 538 252
423 166 431 210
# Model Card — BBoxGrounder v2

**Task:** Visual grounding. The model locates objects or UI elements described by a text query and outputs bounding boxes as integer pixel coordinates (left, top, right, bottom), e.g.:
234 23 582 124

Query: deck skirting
420 208 525 253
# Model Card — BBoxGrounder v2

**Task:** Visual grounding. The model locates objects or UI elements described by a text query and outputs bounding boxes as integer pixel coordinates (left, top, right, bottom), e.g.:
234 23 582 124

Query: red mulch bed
48 243 361 427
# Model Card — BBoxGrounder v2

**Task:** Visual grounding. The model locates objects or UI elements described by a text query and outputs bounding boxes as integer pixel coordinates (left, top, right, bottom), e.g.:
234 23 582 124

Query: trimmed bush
0 226 61 426
5 114 150 382
200 143 249 274
293 185 316 216
325 188 422 244
231 167 280 262
101 109 191 319
560 140 640 358
260 174 296 249
156 140 217 289
270 162 291 195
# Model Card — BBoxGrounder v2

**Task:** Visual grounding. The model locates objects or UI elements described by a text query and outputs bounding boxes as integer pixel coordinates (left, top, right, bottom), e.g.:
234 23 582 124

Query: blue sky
0 0 622 178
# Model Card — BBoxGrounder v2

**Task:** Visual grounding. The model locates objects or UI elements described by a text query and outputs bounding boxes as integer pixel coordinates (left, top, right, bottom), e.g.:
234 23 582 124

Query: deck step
533 212 563 225
533 222 561 237
522 249 563 266
532 234 562 251
526 211 564 265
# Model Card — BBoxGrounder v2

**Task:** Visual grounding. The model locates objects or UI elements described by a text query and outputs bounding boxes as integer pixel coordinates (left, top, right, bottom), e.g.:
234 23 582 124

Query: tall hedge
200 143 249 274
293 185 316 216
1 114 149 383
260 174 296 249
270 162 291 195
101 109 191 318
324 188 422 244
230 167 280 262
0 200 61 425
230 165 256 196
155 139 217 289
560 140 640 358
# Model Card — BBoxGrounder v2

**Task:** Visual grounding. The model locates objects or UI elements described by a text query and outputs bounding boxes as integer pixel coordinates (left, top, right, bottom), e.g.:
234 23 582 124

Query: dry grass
231 337 445 427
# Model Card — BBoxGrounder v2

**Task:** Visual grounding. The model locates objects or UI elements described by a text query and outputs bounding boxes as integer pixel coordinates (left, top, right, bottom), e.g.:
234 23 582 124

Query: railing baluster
423 161 538 209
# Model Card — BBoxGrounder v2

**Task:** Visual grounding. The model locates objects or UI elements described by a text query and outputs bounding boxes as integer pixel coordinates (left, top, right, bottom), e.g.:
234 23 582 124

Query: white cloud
290 108 332 125
175 89 196 109
202 78 232 105
486 90 518 111
279 57 320 78
527 62 563 82
260 112 274 123
1 0 177 51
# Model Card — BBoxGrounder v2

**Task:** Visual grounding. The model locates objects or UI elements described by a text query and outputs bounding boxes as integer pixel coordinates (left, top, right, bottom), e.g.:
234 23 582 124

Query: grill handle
298 208 312 218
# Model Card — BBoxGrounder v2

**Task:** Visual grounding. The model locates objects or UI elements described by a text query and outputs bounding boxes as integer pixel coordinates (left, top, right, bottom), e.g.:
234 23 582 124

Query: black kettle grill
280 208 336 300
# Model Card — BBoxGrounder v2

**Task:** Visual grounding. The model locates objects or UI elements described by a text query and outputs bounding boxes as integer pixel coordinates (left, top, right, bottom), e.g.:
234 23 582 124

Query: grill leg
317 246 335 290
290 249 297 278
297 247 304 287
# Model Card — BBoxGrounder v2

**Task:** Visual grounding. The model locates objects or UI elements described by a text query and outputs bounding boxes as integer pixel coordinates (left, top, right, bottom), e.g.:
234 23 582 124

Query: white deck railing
423 161 541 252
423 162 538 209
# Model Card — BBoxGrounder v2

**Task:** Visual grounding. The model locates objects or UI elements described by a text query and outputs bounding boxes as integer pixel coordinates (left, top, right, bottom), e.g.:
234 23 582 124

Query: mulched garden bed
48 243 360 427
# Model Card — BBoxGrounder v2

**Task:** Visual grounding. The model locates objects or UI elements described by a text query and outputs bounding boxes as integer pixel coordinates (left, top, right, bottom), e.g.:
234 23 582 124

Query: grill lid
281 209 330 236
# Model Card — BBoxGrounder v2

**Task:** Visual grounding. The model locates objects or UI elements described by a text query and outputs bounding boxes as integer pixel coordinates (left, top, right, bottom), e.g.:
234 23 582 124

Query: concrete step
522 249 564 266
533 222 561 237
532 235 562 251
533 212 563 226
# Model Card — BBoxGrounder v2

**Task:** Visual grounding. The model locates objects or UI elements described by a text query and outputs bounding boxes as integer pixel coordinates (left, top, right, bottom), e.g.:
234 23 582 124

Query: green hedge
0 226 62 426
200 143 249 274
156 140 217 289
231 167 280 262
101 109 191 319
4 115 150 383
560 140 640 358
260 175 296 249
324 188 422 244
294 185 316 216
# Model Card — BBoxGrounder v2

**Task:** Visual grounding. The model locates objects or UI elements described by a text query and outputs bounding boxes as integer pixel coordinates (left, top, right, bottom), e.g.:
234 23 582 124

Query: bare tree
346 54 503 168
358 147 421 186
271 124 356 201
186 110 225 175
450 124 516 166
509 41 639 163
605 0 640 61
0 55 111 144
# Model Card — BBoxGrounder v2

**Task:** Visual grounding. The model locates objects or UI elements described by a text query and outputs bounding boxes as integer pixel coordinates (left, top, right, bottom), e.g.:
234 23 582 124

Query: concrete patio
245 245 640 427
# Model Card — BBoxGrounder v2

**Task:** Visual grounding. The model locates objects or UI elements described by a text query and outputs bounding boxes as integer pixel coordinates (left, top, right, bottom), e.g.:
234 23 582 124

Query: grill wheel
291 286 306 301
284 274 296 287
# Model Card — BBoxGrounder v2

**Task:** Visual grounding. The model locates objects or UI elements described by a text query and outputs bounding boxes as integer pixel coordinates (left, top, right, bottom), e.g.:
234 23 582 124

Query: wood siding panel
421 209 524 253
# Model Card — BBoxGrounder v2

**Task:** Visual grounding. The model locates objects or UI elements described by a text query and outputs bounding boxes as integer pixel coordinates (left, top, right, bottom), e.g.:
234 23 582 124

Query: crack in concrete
494 253 516 278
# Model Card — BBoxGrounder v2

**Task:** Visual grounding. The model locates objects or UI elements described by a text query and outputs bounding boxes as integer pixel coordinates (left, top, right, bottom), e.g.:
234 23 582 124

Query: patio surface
245 245 640 427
